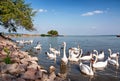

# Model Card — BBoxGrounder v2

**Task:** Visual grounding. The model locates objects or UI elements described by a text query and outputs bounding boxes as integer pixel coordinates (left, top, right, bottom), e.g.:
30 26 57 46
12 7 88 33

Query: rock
0 74 15 81
35 79 41 81
11 51 19 57
18 51 29 59
11 57 21 63
31 57 38 61
1 50 7 56
35 66 48 79
0 62 7 73
29 60 38 64
49 66 56 73
7 63 18 74
14 64 26 74
18 53 25 59
20 58 29 65
21 68 36 80
54 76 67 81
49 72 56 81
1 63 19 74
40 69 48 73
26 56 38 62
27 63 39 69
20 56 38 65
41 72 49 81
35 68 43 79
1 63 25 75
16 78 26 81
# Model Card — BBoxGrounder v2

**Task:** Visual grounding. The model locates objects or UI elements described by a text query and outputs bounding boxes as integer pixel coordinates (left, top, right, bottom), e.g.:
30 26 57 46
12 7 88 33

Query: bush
3 47 11 64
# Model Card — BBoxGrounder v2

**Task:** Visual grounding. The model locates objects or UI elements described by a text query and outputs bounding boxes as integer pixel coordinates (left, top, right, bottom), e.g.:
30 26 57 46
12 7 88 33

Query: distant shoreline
2 33 64 38
1 33 117 38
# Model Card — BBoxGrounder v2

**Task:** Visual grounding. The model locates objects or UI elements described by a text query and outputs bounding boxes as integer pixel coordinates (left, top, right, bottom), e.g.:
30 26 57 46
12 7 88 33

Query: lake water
12 35 120 81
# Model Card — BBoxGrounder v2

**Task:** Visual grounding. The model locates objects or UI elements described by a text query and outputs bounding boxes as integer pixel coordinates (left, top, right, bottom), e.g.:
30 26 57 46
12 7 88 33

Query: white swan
80 52 93 61
16 40 25 44
49 44 55 52
70 44 80 54
79 62 94 76
93 50 104 60
24 40 33 44
68 49 83 62
45 52 56 60
49 44 60 55
34 43 41 50
108 54 119 66
108 49 119 58
53 49 60 55
68 48 80 59
61 42 68 65
92 54 108 69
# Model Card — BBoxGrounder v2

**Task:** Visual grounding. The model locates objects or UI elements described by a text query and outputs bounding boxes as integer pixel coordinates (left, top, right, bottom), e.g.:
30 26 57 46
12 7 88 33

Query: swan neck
63 44 67 58
78 45 80 49
94 50 98 56
90 62 94 75
80 49 83 58
96 50 98 56
116 56 119 63
94 55 98 63
109 49 112 56
90 62 92 69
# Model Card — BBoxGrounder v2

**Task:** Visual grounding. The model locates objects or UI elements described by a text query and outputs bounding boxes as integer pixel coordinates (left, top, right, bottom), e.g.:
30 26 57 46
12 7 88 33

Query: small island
41 30 59 37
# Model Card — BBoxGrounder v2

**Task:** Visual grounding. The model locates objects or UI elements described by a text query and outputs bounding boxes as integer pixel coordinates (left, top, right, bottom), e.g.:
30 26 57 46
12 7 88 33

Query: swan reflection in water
59 60 72 81
60 60 68 78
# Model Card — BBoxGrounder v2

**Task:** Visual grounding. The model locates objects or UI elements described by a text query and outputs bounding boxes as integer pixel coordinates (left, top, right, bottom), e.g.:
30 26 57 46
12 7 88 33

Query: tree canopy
47 30 59 36
0 0 36 32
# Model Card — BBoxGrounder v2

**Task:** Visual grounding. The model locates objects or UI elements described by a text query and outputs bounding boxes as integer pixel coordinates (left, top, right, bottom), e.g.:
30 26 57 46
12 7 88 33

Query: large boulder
21 68 37 80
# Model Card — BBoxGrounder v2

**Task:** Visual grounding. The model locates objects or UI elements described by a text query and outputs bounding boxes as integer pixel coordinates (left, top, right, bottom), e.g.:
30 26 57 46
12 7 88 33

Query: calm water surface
12 35 120 81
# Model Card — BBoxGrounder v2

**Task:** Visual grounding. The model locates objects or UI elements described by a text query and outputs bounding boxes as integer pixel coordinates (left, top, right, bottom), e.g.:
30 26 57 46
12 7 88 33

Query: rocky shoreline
0 35 68 81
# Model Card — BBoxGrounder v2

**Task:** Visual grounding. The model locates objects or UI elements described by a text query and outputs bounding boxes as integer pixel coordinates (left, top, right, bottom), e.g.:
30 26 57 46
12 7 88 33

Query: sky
1 0 120 35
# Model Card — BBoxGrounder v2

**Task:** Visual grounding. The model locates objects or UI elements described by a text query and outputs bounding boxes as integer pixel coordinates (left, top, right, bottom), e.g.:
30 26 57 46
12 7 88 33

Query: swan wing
79 63 93 75
98 53 104 59
93 61 107 68
80 56 92 60
47 52 56 58
69 57 79 62
108 59 117 65
111 53 117 58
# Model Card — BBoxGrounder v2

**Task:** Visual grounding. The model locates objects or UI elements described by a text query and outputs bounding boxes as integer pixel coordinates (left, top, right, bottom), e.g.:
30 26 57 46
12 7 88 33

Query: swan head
92 54 96 57
108 48 111 51
62 42 66 46
93 50 97 52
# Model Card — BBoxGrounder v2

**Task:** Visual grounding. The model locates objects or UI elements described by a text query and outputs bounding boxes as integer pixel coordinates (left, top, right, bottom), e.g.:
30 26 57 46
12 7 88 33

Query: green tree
0 0 36 32
47 30 59 36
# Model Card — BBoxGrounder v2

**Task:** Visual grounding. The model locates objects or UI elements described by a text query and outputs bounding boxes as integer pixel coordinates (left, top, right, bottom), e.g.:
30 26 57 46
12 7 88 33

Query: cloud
38 9 47 13
33 9 47 13
81 10 104 16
